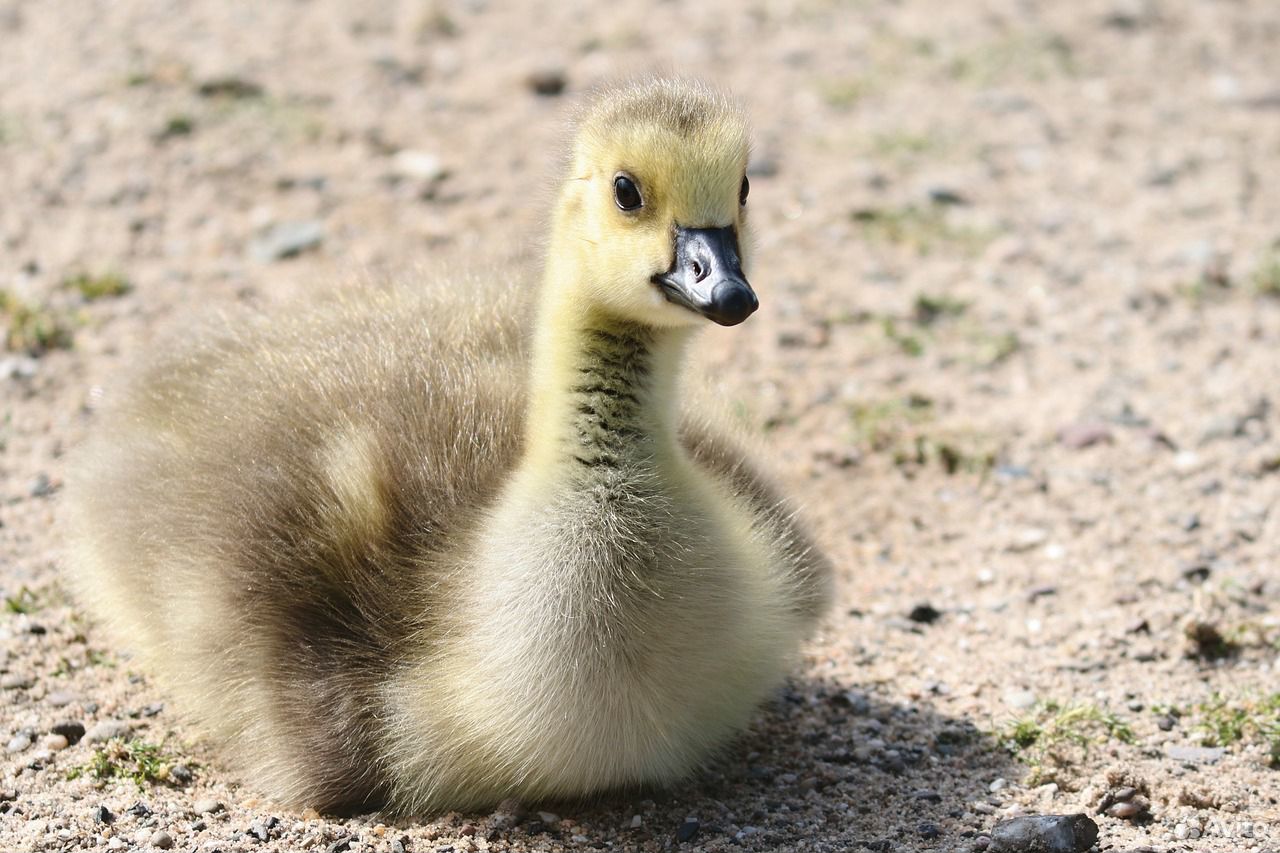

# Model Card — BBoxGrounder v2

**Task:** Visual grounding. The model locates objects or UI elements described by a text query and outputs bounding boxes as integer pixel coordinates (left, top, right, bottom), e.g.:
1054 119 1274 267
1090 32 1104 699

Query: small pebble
84 720 132 743
907 603 942 624
248 220 324 263
1107 801 1141 818
51 721 86 744
1008 528 1049 552
391 150 446 183
1027 585 1058 602
192 798 224 815
47 690 78 707
676 818 700 843
1057 421 1113 449
927 186 968 206
93 805 115 824
525 67 567 96
0 356 39 379
918 821 942 839
1 673 33 690
5 733 32 753
832 690 872 714
1180 562 1211 583
629 814 643 829
168 763 194 784
149 830 174 849
129 802 152 818
30 473 56 497
536 811 559 825
42 734 68 751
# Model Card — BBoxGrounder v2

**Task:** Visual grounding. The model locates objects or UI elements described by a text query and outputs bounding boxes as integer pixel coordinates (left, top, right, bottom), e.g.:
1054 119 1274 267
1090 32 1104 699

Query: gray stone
0 356 39 380
150 830 174 849
988 814 1098 853
5 733 32 753
192 798 224 815
248 220 324 262
46 690 78 707
29 472 55 497
0 673 33 690
84 720 132 743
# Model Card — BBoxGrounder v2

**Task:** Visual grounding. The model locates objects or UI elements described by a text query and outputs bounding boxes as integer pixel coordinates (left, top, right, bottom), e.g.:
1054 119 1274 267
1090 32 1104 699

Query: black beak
651 226 758 326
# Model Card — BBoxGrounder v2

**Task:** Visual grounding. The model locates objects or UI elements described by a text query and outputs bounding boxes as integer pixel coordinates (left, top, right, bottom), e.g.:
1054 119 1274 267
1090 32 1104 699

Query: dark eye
613 174 643 211
739 175 750 206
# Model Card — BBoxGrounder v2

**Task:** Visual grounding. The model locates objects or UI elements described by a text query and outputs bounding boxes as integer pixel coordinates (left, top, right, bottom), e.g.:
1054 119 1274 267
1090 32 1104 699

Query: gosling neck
523 291 693 477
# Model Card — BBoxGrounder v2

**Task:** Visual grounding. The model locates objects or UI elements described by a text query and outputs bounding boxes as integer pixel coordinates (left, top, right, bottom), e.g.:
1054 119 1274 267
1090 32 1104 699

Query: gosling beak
652 226 758 326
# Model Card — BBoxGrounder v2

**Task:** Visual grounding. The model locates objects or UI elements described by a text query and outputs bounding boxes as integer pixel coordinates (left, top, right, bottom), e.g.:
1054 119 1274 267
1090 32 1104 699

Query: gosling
62 78 831 816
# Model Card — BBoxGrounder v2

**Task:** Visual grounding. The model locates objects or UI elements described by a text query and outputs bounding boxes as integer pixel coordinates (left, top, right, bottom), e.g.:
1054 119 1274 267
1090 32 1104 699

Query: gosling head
552 78 757 329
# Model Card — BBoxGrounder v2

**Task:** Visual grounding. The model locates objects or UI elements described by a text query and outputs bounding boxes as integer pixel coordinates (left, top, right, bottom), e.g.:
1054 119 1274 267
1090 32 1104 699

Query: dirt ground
2 0 1279 851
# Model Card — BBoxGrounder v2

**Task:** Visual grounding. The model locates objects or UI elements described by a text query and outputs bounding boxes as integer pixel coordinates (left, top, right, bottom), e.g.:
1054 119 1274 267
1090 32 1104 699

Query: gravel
2 2 1278 852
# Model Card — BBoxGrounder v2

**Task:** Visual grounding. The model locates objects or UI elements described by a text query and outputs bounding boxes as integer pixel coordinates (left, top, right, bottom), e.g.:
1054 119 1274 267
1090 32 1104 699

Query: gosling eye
739 175 750 206
613 174 643 211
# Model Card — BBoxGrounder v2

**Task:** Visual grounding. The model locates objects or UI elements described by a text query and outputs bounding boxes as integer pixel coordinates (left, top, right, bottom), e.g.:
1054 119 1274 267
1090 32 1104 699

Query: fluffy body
62 79 831 816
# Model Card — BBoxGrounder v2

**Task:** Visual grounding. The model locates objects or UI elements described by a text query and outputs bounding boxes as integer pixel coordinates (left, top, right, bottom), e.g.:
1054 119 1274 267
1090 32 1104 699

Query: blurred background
1 1 1278 851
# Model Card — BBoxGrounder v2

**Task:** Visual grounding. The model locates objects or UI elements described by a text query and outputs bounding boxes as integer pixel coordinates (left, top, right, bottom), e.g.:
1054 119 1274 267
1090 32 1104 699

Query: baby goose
62 78 831 816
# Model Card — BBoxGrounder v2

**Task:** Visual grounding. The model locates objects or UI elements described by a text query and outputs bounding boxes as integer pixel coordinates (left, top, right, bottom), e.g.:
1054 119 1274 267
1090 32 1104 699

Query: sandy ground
2 0 1279 851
